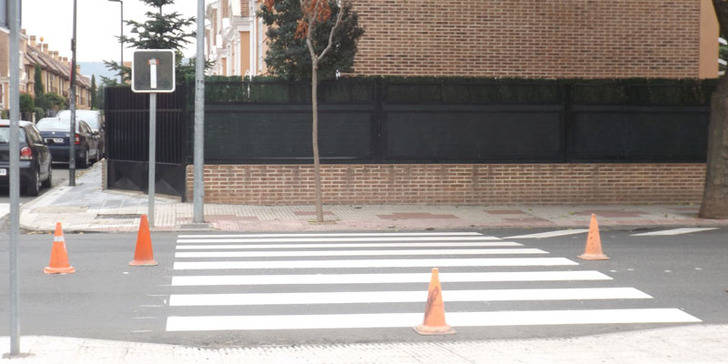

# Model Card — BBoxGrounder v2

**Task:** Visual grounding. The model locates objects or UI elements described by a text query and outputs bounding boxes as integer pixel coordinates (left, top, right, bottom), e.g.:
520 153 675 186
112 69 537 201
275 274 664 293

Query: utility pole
193 0 205 224
8 0 21 355
69 0 77 186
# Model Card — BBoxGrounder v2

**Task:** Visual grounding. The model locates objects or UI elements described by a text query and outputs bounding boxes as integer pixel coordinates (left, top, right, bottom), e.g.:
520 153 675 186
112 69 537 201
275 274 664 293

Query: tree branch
318 0 345 61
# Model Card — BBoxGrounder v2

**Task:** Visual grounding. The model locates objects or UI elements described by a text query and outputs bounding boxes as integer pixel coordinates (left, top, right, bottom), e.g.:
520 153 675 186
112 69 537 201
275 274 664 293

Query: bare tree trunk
311 60 324 223
699 74 728 218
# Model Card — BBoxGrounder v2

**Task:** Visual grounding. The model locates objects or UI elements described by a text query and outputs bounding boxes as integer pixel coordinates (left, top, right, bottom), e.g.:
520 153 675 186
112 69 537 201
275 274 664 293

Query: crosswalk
165 232 700 333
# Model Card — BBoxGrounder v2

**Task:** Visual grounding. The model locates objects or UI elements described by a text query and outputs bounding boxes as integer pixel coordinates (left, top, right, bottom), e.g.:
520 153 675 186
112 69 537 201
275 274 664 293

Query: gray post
8 0 20 355
148 93 156 227
69 0 77 186
193 0 205 223
120 0 124 83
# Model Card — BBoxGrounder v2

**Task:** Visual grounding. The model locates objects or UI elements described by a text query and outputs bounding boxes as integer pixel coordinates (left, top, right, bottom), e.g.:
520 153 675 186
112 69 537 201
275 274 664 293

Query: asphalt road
0 227 725 347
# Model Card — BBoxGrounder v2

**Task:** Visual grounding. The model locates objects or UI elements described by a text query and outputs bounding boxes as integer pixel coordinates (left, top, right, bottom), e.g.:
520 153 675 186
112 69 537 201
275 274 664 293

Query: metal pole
120 0 124 83
69 0 77 186
193 0 205 223
148 93 156 227
8 0 21 355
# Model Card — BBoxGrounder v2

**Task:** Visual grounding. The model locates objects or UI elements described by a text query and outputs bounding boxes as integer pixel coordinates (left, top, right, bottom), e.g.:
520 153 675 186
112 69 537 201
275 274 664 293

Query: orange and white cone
414 268 455 335
44 222 75 274
579 213 609 260
129 214 158 266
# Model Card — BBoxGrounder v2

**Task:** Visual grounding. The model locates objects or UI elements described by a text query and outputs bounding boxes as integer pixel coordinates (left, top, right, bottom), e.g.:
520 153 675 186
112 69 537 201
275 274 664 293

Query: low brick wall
186 164 706 205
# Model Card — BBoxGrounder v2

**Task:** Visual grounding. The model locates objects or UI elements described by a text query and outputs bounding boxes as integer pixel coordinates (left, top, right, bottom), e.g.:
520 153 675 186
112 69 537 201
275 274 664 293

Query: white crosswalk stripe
505 229 589 239
631 227 718 236
164 231 700 333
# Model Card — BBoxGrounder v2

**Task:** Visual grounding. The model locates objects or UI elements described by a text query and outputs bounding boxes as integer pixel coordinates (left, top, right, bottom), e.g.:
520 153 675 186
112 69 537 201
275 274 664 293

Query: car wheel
42 164 52 188
24 168 40 196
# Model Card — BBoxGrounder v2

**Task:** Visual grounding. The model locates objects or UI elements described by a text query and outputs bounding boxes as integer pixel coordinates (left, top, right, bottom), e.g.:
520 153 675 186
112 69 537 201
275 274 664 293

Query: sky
21 0 199 63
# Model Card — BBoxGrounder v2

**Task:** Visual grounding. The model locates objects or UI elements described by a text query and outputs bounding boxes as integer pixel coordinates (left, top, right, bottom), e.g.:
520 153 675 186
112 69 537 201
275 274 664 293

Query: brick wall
351 0 704 78
186 163 706 205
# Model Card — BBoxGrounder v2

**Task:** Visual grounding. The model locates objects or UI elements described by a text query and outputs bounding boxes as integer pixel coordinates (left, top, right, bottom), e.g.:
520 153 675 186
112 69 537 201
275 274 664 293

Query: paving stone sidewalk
3 324 727 363
17 162 728 232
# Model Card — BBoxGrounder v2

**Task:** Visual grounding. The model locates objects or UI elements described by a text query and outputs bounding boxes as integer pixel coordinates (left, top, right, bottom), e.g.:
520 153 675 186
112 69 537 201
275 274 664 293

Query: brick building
207 0 719 79
0 29 93 114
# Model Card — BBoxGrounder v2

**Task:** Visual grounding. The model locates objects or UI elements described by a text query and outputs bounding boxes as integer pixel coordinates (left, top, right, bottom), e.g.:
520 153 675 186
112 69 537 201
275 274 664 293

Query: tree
90 75 97 109
701 1 728 218
105 0 195 82
34 65 44 97
259 0 363 80
19 93 34 117
264 0 359 223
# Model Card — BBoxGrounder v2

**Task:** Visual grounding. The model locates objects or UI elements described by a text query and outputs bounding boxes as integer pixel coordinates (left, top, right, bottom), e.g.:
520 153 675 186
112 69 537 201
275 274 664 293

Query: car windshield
56 110 100 130
36 118 81 132
0 127 27 143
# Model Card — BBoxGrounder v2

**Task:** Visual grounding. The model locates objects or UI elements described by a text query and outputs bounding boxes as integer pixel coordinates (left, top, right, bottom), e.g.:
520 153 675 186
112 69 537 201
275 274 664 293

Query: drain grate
95 213 142 220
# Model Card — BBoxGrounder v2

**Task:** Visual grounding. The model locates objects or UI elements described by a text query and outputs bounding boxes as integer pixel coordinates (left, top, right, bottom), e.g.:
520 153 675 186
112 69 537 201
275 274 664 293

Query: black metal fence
104 77 715 196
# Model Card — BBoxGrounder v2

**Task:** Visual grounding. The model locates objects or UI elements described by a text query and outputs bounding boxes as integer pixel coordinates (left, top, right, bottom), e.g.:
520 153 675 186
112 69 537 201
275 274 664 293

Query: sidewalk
3 324 728 363
18 162 728 232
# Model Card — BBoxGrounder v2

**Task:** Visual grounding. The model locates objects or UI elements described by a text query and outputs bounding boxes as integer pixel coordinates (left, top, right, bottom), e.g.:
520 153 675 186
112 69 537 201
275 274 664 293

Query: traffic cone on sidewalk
579 214 609 260
414 268 455 335
44 222 75 274
129 214 158 266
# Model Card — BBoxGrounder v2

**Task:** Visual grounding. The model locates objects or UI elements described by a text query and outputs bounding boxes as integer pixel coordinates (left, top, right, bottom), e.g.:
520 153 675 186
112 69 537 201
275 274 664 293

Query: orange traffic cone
579 214 609 260
129 214 158 266
44 222 75 274
414 268 455 335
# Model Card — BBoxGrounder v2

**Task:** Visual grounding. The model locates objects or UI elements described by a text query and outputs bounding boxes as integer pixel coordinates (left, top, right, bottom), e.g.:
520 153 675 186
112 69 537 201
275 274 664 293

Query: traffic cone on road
129 214 158 266
414 268 455 335
44 222 75 274
579 214 609 260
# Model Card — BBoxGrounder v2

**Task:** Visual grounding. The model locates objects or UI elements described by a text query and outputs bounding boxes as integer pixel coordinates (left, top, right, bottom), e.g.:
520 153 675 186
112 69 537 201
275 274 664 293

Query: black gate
104 85 190 199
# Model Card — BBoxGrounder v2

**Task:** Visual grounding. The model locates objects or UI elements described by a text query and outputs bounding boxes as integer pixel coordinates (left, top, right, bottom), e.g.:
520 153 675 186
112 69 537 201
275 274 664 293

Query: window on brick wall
240 0 249 17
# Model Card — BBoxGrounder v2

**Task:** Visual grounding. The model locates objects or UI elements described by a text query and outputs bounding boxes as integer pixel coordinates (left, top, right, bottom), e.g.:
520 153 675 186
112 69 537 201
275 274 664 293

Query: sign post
132 50 175 228
6 0 20 356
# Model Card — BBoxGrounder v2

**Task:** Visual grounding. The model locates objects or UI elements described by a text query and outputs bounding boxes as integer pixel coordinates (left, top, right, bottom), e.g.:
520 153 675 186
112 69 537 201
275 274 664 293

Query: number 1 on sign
149 58 158 89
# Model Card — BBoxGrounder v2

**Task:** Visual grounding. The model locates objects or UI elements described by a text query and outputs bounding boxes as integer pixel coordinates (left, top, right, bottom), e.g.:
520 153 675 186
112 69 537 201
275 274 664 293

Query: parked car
56 110 105 157
35 117 100 168
0 120 53 196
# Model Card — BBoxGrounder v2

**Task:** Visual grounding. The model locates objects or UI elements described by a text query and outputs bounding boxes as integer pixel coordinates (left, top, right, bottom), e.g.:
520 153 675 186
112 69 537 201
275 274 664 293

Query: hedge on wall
196 76 718 106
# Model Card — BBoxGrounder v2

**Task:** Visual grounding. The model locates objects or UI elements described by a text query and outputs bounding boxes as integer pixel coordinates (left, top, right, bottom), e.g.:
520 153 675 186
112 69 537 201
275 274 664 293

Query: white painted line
169 287 650 306
177 232 484 238
177 236 501 244
505 229 589 239
173 257 578 270
166 308 700 331
631 227 719 236
171 271 613 286
174 248 547 259
176 242 523 250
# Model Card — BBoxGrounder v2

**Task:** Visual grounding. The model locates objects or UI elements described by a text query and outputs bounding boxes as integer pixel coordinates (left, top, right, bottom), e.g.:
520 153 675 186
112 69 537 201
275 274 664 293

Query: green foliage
34 65 44 97
19 93 34 113
258 0 364 80
33 107 45 120
91 75 98 109
199 77 715 106
36 93 68 113
105 0 195 83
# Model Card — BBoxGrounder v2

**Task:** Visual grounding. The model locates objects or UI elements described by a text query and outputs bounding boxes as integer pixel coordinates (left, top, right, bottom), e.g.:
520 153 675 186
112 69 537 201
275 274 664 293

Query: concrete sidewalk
2 324 727 363
17 162 728 232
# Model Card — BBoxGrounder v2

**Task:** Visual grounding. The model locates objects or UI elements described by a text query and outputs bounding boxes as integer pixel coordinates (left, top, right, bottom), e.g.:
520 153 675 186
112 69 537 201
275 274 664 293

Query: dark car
35 117 100 168
56 110 105 157
0 120 53 196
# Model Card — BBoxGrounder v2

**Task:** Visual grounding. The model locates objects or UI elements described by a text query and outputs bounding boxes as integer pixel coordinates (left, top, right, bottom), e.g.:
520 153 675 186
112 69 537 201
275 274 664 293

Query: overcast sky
22 0 199 62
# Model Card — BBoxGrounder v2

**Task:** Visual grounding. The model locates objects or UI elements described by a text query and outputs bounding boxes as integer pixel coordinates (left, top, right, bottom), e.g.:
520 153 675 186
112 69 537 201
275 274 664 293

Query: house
0 29 93 113
206 0 267 77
